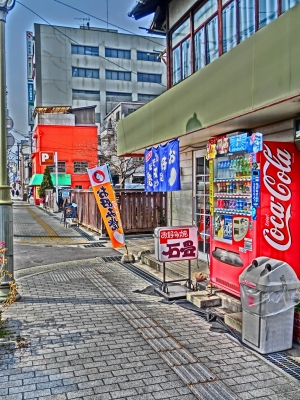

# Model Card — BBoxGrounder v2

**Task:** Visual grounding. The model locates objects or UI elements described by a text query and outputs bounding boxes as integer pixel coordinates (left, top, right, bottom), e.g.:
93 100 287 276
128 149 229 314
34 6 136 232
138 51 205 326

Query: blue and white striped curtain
182 38 192 79
172 47 181 85
259 0 277 28
194 28 205 72
281 0 300 12
206 16 219 64
222 1 237 53
239 0 255 42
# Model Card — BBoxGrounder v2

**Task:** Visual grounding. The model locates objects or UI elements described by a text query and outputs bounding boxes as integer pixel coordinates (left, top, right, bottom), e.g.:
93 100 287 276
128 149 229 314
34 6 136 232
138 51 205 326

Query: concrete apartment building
33 24 167 132
100 102 146 186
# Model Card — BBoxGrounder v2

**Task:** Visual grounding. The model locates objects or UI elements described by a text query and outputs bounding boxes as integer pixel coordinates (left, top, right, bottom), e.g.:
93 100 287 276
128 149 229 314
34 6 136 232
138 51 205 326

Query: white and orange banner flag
88 165 125 249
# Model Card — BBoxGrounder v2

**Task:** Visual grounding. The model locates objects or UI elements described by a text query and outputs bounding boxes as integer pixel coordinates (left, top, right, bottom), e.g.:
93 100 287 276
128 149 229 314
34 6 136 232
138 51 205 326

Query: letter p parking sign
40 151 54 166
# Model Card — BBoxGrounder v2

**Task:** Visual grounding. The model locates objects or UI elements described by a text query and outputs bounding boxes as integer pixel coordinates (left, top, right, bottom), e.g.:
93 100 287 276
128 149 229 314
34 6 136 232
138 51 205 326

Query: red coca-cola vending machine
208 133 300 297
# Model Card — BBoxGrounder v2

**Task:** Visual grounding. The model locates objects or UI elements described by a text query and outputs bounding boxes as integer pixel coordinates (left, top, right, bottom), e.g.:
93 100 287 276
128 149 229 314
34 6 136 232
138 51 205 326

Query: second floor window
72 67 99 78
71 45 99 56
137 51 161 62
170 0 299 86
137 73 161 84
105 48 131 59
106 70 131 81
74 162 88 174
172 18 192 85
48 162 66 173
138 93 157 101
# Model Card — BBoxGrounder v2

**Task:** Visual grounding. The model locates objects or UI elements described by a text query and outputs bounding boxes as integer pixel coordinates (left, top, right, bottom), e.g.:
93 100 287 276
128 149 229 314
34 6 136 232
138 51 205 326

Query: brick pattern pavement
1 261 197 400
13 205 83 238
1 258 300 399
97 261 300 400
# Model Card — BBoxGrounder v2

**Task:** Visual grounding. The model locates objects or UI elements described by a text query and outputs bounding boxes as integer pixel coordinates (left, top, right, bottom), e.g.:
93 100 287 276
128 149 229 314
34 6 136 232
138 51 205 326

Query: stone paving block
1 380 23 388
39 395 67 400
0 388 8 396
51 384 78 395
118 379 147 390
66 388 95 399
110 388 139 398
49 372 74 381
125 395 155 400
9 372 34 381
23 376 50 385
136 384 164 395
9 384 37 394
93 383 120 395
85 394 112 400
230 382 257 393
233 374 257 384
1 394 23 400
36 379 64 390
153 388 182 398
22 389 52 399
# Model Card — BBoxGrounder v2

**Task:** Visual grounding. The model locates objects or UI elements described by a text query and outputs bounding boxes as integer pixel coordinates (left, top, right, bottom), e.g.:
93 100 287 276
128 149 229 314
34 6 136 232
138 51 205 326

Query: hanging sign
87 164 125 249
144 139 181 192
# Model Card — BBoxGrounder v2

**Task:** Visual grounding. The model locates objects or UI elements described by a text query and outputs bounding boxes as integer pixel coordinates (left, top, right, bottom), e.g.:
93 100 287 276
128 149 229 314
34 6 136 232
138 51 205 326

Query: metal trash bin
239 257 300 354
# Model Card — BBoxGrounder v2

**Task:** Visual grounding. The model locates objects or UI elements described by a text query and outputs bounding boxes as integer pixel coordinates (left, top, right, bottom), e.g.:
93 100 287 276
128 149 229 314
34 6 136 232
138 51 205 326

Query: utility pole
0 0 17 301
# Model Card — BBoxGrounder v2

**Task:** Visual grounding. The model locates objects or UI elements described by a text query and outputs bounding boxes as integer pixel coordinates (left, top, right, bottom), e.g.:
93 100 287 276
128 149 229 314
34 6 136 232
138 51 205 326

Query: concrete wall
34 113 75 128
34 24 166 131
252 119 294 142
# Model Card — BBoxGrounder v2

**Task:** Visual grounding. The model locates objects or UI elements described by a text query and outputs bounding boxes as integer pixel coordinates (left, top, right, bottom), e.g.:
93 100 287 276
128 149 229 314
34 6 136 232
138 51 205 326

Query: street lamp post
0 0 16 300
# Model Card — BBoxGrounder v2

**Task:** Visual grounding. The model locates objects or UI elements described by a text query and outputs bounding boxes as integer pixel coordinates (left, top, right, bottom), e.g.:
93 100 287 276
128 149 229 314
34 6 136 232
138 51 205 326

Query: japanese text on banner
87 165 125 249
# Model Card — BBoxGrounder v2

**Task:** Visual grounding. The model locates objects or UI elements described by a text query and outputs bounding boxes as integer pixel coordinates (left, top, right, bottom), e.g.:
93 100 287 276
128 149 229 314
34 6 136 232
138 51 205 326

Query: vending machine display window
213 153 252 244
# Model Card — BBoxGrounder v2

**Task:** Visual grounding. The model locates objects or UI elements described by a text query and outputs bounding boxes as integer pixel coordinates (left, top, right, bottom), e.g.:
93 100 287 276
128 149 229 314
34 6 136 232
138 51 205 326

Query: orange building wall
32 124 98 189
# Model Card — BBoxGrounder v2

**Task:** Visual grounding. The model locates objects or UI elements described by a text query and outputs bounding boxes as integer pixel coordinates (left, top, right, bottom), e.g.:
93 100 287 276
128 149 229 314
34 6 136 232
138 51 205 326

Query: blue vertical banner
251 163 260 221
144 139 181 192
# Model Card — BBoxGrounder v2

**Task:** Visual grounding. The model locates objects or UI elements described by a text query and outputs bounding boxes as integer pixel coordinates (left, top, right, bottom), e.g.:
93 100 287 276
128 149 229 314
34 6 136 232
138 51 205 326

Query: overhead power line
53 0 165 49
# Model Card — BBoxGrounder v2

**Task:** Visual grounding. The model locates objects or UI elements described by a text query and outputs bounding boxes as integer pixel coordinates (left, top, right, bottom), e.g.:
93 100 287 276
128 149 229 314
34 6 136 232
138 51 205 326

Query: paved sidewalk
1 201 298 399
1 257 300 399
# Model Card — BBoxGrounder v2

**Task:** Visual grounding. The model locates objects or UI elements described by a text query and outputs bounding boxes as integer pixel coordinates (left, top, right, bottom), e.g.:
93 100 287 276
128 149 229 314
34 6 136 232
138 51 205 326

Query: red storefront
30 112 98 202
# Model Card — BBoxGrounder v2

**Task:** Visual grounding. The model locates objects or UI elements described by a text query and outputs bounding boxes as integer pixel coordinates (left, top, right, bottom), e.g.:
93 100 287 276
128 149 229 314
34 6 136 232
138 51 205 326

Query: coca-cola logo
263 144 292 251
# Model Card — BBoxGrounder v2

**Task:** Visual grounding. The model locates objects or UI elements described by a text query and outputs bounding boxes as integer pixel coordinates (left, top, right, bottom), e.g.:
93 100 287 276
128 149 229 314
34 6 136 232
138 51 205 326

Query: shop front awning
28 174 71 186
117 4 300 156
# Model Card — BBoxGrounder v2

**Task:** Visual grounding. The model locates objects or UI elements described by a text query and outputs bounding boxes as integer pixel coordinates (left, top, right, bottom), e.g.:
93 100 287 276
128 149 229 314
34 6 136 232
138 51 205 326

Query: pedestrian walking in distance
15 189 19 197
11 189 15 197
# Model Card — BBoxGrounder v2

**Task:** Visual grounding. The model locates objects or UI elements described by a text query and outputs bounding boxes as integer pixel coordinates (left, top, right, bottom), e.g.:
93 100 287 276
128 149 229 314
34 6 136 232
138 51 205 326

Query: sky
5 0 155 145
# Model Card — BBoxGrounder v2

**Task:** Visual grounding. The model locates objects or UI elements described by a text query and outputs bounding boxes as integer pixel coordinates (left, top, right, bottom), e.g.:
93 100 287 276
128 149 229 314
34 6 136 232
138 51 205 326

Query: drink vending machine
207 132 300 297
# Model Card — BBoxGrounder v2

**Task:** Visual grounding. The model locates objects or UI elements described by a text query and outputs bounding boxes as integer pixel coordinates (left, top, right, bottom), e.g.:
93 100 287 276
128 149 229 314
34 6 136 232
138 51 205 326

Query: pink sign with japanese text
154 226 198 262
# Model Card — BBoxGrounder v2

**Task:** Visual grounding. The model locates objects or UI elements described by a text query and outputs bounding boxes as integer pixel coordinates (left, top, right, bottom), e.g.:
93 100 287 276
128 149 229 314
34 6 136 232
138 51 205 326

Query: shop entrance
194 150 210 261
